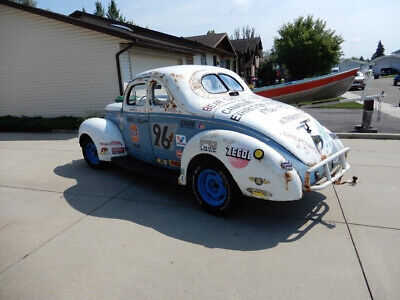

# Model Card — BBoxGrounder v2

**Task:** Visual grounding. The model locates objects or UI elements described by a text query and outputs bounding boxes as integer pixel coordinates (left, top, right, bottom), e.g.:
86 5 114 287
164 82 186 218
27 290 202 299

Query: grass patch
298 96 363 109
0 116 85 132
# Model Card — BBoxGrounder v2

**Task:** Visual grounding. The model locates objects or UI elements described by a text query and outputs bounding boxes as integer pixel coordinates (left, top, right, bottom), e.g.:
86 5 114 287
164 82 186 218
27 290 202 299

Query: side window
127 83 147 106
151 82 170 106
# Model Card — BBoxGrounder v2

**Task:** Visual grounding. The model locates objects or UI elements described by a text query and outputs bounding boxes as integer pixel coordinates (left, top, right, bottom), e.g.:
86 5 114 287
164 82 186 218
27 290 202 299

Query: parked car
351 71 366 90
394 74 400 86
79 65 351 214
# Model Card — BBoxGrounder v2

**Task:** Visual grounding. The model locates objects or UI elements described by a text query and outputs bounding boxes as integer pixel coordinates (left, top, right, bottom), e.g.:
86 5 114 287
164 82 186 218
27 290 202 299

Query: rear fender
78 118 126 161
179 130 303 201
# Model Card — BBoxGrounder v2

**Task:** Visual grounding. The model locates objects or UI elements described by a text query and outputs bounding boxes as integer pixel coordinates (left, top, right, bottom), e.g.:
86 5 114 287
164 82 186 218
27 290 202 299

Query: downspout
116 40 136 96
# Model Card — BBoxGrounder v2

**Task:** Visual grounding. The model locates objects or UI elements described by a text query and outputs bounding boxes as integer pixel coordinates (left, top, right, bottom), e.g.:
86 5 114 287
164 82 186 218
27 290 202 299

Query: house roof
186 33 236 55
231 37 263 54
186 33 226 47
372 55 400 62
339 59 369 65
0 0 235 57
392 49 400 55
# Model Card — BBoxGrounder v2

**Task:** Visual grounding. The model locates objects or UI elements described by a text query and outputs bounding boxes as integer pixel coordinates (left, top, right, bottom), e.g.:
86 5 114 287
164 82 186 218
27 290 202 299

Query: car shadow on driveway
54 160 335 251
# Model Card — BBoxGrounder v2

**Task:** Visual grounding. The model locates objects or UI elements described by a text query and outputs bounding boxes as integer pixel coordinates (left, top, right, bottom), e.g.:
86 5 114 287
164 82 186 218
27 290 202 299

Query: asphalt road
303 76 400 133
0 133 399 299
351 76 400 106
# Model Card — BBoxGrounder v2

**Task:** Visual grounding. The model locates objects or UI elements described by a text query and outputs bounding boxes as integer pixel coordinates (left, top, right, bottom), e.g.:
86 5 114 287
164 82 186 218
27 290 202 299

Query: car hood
212 96 335 166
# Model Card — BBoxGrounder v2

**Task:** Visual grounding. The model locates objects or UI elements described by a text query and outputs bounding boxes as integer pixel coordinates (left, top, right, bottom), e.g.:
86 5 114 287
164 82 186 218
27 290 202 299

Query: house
371 55 400 74
186 33 236 71
230 37 263 84
336 59 370 73
0 1 236 117
392 49 400 56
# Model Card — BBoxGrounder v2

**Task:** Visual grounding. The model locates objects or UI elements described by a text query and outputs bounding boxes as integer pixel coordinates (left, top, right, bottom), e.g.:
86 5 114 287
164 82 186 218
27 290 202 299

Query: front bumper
305 147 350 191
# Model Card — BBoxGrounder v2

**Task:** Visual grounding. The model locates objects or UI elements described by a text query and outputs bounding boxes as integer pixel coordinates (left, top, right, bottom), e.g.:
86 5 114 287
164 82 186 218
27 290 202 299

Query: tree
11 0 37 7
371 40 385 60
82 7 86 13
273 16 343 80
231 25 257 39
359 56 365 61
257 58 277 86
107 0 121 20
207 30 216 35
94 1 105 17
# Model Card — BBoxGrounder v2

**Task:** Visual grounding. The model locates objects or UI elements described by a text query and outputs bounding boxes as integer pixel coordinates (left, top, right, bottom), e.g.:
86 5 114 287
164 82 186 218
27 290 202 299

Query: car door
148 80 182 169
121 80 153 163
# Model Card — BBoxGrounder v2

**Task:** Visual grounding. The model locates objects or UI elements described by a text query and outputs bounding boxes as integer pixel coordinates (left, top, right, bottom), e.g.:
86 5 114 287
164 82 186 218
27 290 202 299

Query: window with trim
219 74 243 91
151 82 170 106
213 56 217 66
127 83 147 106
201 74 228 94
201 54 207 65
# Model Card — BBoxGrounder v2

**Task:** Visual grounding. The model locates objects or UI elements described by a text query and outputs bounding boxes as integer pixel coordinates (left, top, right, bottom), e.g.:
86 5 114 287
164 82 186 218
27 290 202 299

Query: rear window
219 74 243 91
201 74 228 94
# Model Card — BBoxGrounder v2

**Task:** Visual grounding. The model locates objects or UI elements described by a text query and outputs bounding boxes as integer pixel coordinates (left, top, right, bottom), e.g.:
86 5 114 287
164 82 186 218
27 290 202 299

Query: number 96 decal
152 123 175 150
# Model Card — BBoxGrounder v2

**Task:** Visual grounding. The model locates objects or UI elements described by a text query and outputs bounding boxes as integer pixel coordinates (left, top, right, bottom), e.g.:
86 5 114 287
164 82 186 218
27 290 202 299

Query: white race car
79 65 351 213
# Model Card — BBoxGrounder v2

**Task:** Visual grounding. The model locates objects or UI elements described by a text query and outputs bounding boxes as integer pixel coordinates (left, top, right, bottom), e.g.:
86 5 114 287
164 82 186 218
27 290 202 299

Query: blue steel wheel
191 160 237 214
85 142 99 165
197 170 227 206
81 136 103 169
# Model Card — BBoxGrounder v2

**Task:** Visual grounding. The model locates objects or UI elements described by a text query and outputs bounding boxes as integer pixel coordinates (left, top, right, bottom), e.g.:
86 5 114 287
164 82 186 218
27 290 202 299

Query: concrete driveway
0 133 399 299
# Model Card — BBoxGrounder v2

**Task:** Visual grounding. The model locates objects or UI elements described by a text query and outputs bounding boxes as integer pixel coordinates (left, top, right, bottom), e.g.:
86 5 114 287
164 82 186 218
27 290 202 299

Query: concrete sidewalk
0 133 399 299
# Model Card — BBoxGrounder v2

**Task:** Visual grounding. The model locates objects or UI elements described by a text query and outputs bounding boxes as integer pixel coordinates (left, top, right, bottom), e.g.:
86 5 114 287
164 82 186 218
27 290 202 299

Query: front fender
179 130 303 201
78 118 126 161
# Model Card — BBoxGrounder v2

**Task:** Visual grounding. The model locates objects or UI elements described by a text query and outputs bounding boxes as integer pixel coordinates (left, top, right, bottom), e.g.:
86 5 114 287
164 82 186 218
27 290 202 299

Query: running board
111 156 180 185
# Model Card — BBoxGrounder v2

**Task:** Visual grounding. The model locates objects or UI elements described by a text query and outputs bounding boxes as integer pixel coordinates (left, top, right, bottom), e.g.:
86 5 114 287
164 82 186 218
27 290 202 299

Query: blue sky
37 0 399 59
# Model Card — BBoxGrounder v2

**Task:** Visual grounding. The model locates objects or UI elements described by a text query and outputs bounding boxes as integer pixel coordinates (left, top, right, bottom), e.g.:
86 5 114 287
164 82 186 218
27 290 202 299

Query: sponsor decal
279 113 305 125
246 188 273 199
169 160 181 167
180 168 185 175
200 139 217 153
225 145 252 168
180 120 195 129
197 122 205 129
99 142 108 146
130 123 139 143
176 150 183 159
249 177 270 186
100 147 108 155
110 140 122 146
202 100 223 111
175 134 187 147
111 147 125 154
221 101 251 115
229 103 266 121
156 158 168 166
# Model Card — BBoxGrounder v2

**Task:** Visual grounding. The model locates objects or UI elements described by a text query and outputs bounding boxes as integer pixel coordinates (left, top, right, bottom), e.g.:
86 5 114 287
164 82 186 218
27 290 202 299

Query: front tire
191 160 238 214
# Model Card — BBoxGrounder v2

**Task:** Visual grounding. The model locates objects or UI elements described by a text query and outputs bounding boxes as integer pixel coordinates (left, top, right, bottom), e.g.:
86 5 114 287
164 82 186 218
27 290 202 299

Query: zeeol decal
225 144 252 168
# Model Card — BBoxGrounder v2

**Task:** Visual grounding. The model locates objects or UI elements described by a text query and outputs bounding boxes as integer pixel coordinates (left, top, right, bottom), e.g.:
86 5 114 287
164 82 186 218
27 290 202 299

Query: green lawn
297 97 363 109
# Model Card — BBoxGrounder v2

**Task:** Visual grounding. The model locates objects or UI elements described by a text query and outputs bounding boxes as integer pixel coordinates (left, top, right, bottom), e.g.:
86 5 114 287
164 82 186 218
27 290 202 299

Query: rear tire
190 160 238 214
81 136 104 169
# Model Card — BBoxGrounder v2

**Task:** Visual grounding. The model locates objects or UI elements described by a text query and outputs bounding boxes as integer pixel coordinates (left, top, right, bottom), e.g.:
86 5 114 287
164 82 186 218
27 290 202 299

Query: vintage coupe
79 65 351 213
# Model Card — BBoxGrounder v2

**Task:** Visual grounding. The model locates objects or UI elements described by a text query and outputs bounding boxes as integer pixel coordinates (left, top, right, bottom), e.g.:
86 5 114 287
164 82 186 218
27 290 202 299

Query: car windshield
201 74 243 94
201 74 228 93
219 74 243 91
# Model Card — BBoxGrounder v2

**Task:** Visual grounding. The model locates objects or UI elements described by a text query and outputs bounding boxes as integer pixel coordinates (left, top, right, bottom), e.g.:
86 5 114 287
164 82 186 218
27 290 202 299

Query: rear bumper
305 147 350 191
